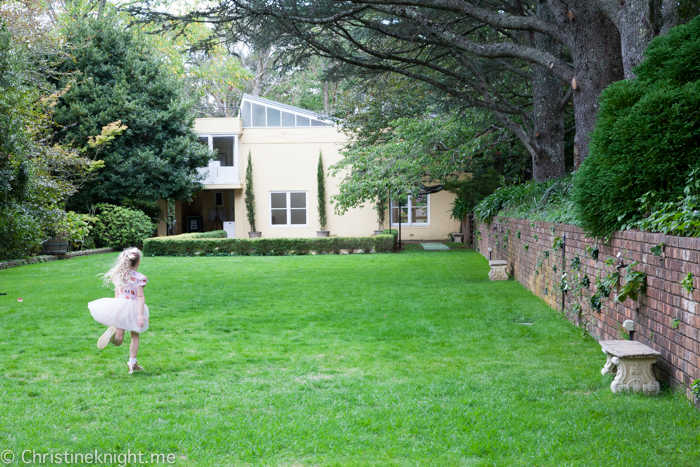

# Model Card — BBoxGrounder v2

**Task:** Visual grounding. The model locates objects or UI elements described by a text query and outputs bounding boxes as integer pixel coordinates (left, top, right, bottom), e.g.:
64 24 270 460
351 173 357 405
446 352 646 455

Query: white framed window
391 194 430 226
197 135 236 167
270 191 307 227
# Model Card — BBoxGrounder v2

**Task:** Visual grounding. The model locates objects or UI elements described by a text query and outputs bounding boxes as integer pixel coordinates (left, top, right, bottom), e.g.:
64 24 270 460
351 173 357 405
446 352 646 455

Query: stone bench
488 260 508 281
600 340 661 395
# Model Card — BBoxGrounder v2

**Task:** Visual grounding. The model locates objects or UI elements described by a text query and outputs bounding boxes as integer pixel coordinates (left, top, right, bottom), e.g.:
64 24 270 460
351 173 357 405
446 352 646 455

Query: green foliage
650 243 665 256
330 108 510 214
672 318 681 330
143 234 394 256
581 275 590 288
54 211 94 250
631 169 700 236
53 17 211 210
572 17 700 238
585 246 599 260
571 256 581 270
0 22 98 260
92 204 156 248
473 175 578 225
245 151 256 232
681 273 694 294
691 379 700 401
176 230 227 239
552 237 564 250
445 168 503 216
317 151 327 231
616 262 647 303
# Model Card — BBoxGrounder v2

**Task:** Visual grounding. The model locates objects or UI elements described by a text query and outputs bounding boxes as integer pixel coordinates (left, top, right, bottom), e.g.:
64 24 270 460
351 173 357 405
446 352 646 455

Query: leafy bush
572 17 700 237
0 205 45 261
628 168 700 236
473 175 578 225
143 234 394 256
92 204 156 248
54 212 94 250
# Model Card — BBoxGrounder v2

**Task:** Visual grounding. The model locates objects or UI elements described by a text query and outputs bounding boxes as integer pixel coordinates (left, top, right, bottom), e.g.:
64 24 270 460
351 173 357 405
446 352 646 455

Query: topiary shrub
572 16 700 238
92 204 156 248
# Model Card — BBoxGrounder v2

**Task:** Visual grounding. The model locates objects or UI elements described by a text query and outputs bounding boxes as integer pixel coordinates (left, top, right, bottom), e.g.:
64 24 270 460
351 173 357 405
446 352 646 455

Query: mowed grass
1 250 699 466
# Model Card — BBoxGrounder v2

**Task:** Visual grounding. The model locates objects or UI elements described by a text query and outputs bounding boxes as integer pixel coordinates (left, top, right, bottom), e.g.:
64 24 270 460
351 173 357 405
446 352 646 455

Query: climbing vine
682 272 694 294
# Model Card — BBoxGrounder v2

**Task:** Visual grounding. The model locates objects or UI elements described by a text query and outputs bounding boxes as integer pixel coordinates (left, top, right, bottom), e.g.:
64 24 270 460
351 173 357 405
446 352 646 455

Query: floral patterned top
116 271 148 300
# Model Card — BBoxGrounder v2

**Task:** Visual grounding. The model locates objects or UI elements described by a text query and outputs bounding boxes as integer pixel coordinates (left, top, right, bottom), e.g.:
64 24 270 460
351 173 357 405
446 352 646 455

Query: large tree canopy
52 15 211 211
130 0 685 178
329 74 528 212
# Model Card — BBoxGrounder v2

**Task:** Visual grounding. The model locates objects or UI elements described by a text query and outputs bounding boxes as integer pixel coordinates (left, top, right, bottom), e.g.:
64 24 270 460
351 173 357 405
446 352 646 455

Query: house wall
161 118 460 240
476 217 700 405
236 126 459 240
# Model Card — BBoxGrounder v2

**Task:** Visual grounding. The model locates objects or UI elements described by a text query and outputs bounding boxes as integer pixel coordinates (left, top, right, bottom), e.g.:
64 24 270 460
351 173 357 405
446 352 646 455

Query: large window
198 135 235 166
240 98 331 128
391 194 429 226
270 191 307 227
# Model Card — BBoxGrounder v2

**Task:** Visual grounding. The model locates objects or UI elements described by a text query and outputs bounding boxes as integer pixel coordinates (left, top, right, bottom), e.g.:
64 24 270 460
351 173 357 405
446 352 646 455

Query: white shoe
97 326 117 349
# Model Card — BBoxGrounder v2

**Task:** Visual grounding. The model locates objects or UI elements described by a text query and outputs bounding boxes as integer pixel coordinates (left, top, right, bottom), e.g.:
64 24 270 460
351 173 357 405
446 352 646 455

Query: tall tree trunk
549 0 625 167
252 56 265 96
595 0 681 78
532 0 566 180
616 0 659 79
97 0 107 19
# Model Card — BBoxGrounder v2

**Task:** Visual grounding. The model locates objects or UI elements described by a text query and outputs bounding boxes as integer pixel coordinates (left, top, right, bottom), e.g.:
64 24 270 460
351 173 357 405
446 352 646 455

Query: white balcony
198 161 241 188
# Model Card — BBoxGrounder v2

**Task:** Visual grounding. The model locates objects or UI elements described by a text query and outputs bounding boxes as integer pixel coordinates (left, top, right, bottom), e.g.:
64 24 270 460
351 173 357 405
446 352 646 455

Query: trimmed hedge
175 230 227 239
143 234 394 256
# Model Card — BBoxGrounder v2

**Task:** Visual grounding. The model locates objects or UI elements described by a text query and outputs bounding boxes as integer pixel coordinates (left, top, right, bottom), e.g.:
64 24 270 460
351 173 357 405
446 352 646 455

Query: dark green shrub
0 206 44 260
572 16 700 237
93 204 156 248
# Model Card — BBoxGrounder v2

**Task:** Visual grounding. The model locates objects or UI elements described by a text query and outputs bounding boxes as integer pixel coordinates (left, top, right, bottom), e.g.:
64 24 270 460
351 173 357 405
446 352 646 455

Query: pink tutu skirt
88 298 149 333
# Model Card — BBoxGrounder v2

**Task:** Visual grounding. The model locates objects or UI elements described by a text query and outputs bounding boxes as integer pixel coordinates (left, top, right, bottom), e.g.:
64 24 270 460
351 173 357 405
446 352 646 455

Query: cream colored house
157 94 459 241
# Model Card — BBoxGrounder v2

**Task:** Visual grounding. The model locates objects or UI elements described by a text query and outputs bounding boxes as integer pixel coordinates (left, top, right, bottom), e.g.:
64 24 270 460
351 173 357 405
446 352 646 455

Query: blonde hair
101 247 142 289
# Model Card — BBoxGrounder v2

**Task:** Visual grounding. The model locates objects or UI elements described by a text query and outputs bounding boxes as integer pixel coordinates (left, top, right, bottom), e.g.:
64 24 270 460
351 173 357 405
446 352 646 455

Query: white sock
128 358 137 364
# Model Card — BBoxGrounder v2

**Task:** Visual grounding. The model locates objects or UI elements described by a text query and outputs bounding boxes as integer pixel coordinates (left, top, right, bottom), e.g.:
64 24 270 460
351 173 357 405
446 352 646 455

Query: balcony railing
198 161 240 186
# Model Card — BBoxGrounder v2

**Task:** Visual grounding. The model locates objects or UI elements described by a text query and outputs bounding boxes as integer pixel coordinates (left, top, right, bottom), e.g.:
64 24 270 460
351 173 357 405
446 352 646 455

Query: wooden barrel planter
42 238 70 255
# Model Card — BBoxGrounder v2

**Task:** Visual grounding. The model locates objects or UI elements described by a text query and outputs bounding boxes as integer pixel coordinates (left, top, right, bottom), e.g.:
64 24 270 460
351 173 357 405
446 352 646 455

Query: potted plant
245 151 261 238
316 151 330 237
449 197 469 244
374 195 386 235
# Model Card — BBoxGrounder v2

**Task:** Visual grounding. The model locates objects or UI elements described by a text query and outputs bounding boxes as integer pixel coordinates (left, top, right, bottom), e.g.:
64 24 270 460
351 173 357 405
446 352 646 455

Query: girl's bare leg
130 331 140 359
113 328 125 347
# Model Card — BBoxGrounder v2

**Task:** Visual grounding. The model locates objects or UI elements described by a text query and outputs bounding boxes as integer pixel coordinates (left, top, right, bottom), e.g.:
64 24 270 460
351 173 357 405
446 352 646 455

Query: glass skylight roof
239 94 331 128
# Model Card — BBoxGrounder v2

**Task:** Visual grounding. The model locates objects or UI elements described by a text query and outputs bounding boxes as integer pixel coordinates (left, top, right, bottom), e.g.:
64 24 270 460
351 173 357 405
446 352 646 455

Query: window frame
269 191 308 228
197 134 237 167
390 194 430 227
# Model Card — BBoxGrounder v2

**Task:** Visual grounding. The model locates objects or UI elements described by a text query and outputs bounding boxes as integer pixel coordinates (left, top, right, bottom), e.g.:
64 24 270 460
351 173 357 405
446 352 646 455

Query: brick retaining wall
476 218 700 403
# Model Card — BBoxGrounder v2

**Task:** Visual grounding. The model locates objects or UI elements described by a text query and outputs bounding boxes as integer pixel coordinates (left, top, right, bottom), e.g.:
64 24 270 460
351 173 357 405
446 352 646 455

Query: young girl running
89 247 149 374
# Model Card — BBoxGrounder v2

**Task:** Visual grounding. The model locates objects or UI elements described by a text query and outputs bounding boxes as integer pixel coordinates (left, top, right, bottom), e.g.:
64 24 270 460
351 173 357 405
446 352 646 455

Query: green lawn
1 250 699 466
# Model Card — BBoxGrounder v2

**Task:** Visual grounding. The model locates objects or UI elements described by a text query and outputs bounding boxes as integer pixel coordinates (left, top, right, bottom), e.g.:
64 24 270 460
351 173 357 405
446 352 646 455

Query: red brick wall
476 218 700 403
